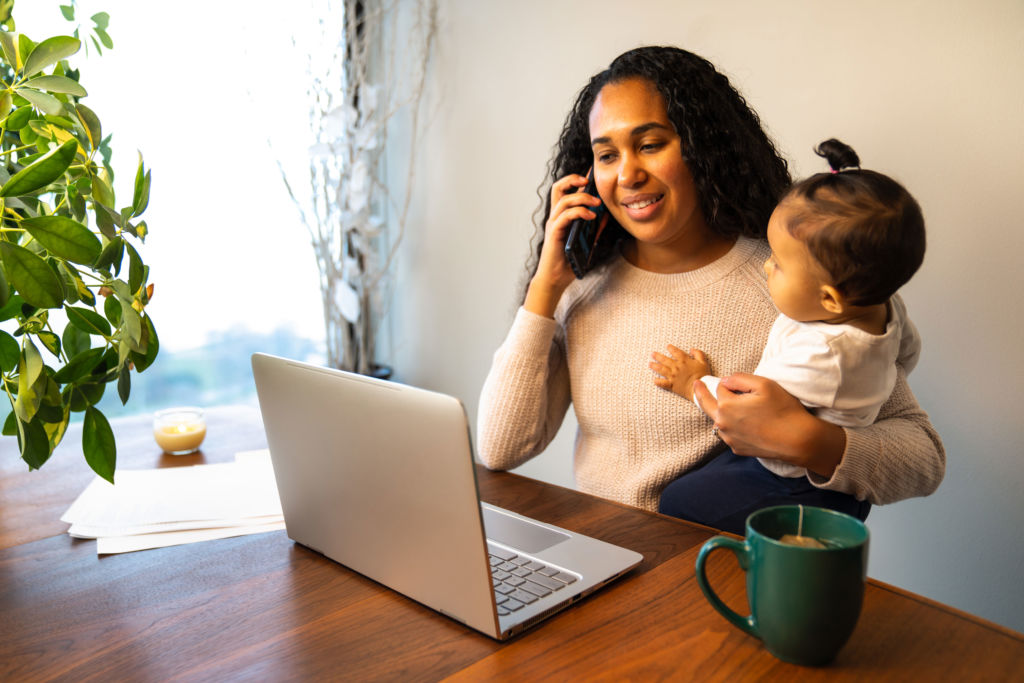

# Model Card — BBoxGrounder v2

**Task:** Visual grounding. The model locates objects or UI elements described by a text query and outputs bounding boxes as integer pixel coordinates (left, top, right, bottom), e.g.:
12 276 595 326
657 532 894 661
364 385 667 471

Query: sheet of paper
61 450 286 555
96 520 286 555
68 514 284 539
62 453 281 531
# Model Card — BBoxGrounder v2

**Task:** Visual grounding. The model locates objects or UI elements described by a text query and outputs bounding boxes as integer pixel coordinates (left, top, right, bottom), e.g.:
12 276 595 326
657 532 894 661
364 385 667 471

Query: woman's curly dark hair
524 46 791 292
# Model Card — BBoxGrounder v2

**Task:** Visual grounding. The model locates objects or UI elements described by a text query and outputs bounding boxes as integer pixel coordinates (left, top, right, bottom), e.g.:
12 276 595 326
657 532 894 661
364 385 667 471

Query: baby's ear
819 285 845 315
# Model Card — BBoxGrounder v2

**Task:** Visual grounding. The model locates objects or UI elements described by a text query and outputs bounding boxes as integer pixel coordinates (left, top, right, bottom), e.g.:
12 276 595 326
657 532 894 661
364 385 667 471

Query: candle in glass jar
153 407 206 455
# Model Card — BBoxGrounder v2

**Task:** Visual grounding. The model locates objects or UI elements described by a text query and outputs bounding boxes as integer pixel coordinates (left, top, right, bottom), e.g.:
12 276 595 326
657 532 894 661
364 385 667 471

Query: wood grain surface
2 405 1021 681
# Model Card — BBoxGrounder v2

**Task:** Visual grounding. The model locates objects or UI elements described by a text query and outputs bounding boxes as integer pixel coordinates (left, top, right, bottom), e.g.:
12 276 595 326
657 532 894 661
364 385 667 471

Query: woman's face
588 78 709 263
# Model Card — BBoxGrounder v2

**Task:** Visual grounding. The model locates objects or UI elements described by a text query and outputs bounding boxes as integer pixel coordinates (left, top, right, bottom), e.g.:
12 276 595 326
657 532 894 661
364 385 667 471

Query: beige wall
388 0 1024 632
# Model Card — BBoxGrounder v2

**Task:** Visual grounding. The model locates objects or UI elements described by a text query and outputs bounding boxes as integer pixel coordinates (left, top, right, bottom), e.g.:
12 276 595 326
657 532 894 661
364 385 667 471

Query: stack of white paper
62 449 285 555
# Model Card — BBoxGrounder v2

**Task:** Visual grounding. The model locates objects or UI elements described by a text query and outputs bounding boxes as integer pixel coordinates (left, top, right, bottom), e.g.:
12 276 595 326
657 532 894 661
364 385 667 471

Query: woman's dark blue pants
657 447 871 535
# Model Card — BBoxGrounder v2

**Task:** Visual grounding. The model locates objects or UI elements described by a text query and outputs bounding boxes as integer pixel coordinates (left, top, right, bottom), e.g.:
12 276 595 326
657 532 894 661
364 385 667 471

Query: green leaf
60 5 75 21
36 330 61 358
0 241 64 308
83 406 115 483
95 28 113 51
0 90 11 118
60 261 94 306
15 338 44 422
23 36 81 78
21 215 101 265
17 34 34 69
53 345 103 383
0 262 8 307
23 74 87 97
18 415 52 469
16 88 63 116
119 298 142 349
131 314 159 372
74 103 100 150
0 293 24 321
66 305 111 337
103 291 121 326
0 329 18 371
132 154 150 216
117 364 130 404
41 397 70 452
92 170 115 207
0 30 19 71
0 139 77 197
126 242 144 293
2 410 16 436
69 381 105 411
94 207 116 241
3 104 34 130
61 322 90 358
94 237 123 274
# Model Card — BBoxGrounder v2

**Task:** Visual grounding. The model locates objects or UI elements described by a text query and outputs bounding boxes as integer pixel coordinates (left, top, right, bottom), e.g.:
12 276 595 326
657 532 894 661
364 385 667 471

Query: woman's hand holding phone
524 173 602 318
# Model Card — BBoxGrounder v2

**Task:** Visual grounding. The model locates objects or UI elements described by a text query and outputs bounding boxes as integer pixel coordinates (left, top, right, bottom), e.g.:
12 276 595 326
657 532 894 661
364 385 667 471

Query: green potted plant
0 3 156 483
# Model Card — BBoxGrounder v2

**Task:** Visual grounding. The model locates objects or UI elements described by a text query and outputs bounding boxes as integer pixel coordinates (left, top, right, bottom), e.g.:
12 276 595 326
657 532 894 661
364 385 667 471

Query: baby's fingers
666 344 688 359
652 376 672 390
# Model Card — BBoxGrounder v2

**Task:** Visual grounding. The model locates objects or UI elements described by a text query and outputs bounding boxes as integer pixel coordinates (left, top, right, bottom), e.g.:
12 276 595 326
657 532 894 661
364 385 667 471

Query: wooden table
2 405 1022 681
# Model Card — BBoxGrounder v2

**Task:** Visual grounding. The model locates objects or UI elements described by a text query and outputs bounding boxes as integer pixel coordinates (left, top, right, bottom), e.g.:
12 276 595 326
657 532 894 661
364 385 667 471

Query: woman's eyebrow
591 122 673 146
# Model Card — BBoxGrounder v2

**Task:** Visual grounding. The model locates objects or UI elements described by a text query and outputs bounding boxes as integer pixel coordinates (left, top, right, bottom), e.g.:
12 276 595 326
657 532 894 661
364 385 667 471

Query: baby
652 139 925 530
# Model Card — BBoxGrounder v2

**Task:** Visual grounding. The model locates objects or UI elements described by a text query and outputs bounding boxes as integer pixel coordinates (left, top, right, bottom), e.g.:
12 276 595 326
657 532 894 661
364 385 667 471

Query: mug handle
695 536 758 639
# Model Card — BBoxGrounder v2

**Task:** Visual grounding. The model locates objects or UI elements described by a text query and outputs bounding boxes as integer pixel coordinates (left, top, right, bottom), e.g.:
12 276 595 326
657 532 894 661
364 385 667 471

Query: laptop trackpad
482 506 570 553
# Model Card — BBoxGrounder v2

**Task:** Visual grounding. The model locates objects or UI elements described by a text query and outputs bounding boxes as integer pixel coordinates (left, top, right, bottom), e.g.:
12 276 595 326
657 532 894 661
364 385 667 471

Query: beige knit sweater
477 237 945 511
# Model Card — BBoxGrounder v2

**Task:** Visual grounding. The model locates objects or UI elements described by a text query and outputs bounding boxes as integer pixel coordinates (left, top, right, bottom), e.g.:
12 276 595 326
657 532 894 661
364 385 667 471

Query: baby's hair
782 139 925 306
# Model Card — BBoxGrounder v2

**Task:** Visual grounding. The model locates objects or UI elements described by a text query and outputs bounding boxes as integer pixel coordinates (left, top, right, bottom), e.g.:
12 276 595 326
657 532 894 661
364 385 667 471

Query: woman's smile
622 192 665 219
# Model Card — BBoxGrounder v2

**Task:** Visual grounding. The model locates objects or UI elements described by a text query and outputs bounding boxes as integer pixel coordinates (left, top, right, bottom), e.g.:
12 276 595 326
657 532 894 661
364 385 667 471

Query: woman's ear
819 285 845 315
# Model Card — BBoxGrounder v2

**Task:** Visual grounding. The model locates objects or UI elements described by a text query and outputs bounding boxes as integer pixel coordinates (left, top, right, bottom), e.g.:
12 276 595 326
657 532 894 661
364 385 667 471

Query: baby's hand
650 345 710 400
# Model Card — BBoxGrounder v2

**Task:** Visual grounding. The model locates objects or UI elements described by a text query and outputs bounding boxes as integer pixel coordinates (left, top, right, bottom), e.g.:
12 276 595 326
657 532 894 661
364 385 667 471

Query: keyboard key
511 567 531 578
511 556 531 566
505 576 526 587
492 569 511 581
488 546 517 561
503 598 524 612
497 605 511 615
527 574 564 591
495 593 509 605
520 581 552 598
495 583 516 595
552 572 578 584
497 561 518 572
509 589 538 604
536 566 559 577
524 561 546 571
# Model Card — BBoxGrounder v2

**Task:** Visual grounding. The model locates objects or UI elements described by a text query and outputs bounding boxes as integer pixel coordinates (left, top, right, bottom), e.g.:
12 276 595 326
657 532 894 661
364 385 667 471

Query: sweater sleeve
476 307 573 471
807 366 945 503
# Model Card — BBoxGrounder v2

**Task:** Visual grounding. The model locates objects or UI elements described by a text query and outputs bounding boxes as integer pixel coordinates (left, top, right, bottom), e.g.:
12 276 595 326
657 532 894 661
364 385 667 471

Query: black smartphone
564 169 612 279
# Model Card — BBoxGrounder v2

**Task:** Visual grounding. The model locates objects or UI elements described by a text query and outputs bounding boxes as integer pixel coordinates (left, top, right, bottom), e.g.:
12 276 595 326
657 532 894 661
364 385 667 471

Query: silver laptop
251 353 642 640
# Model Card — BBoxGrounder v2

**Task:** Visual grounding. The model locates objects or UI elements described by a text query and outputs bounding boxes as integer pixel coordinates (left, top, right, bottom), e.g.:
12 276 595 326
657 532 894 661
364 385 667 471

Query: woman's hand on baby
524 174 603 318
694 373 845 477
650 345 709 400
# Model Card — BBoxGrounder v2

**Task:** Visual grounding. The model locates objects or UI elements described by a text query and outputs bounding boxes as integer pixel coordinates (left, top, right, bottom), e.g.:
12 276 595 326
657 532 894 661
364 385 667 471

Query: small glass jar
153 407 207 455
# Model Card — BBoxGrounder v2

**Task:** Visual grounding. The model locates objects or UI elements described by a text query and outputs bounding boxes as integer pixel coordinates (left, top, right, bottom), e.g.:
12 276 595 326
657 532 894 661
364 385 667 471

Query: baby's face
764 203 833 322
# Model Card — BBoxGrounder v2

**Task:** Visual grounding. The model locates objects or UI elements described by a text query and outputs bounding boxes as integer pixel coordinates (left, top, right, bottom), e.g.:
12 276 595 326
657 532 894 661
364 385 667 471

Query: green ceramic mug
695 505 870 666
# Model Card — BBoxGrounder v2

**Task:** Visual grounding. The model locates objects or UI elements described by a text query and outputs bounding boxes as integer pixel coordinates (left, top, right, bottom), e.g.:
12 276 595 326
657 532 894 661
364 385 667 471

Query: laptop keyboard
488 544 578 616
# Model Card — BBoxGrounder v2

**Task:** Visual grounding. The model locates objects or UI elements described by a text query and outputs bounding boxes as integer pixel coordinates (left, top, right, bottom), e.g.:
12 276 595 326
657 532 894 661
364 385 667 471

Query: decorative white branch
272 0 437 374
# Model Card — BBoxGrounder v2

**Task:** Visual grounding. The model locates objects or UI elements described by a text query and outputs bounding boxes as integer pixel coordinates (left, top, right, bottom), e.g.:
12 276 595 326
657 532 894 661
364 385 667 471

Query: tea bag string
798 504 804 538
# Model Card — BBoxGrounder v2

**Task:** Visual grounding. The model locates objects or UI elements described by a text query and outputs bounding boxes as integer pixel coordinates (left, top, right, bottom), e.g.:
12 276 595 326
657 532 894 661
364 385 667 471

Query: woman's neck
624 231 738 274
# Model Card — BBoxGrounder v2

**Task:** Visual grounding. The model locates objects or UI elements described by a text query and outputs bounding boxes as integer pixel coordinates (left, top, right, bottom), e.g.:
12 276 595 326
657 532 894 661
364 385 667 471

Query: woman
477 46 944 516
